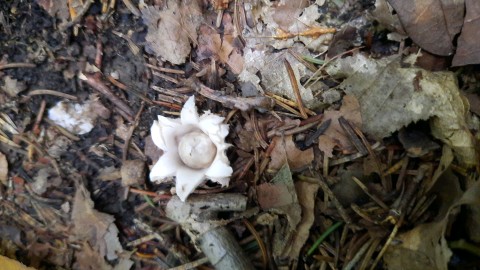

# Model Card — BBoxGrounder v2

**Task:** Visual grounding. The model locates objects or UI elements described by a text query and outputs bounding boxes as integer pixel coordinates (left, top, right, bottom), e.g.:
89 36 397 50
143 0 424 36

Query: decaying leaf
239 45 316 107
257 164 301 230
1 76 27 97
326 53 477 166
256 164 303 261
244 2 333 52
452 0 480 66
141 0 202 65
281 180 319 263
196 26 243 74
268 135 314 172
71 183 124 261
0 151 7 185
120 159 145 186
387 0 464 56
318 95 362 157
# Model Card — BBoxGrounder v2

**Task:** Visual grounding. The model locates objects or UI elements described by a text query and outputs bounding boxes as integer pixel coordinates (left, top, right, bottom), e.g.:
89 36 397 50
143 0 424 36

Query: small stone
121 160 146 186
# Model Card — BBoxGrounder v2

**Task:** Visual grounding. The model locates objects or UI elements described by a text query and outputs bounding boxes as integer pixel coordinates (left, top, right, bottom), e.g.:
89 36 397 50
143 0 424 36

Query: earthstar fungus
149 96 232 201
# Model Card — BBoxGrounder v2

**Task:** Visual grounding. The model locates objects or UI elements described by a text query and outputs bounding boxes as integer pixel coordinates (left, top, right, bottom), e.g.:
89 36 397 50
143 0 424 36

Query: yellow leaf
0 255 36 270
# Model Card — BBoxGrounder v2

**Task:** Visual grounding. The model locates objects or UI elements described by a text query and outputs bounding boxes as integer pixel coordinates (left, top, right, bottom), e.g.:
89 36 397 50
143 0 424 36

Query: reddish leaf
388 0 464 56
452 0 480 66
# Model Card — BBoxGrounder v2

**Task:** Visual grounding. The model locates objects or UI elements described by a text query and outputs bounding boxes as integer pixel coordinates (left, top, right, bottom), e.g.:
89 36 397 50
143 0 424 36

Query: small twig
185 77 274 111
264 92 316 116
251 111 268 149
59 0 94 31
243 219 268 269
153 71 180 84
146 63 185 75
151 100 182 110
288 49 317 72
107 76 154 105
122 103 145 161
267 120 318 138
33 99 47 135
284 59 308 119
167 257 210 270
95 37 103 69
0 62 36 70
80 73 135 118
338 117 367 155
351 176 389 210
27 89 78 100
300 119 331 150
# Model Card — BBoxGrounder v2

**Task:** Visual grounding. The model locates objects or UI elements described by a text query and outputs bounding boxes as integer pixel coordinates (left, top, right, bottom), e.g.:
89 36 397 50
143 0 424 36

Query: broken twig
185 78 274 111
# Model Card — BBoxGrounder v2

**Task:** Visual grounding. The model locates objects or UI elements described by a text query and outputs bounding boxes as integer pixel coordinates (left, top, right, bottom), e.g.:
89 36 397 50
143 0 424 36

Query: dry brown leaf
281 180 319 262
318 95 362 158
197 25 233 64
452 0 480 66
73 242 112 270
268 135 314 171
196 14 244 74
71 183 123 261
141 0 202 64
387 0 464 56
0 151 7 185
272 0 308 30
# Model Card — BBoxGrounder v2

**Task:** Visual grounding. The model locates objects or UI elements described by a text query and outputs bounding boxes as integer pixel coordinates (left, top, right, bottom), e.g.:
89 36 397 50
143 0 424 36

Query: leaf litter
1 0 479 269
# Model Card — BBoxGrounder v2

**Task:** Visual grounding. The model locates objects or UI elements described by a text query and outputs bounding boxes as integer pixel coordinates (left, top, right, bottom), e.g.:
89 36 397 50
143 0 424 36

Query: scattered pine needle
306 221 344 257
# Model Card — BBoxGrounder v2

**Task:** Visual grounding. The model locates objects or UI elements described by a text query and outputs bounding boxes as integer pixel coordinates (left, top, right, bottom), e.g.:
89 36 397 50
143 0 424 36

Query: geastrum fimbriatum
149 96 232 201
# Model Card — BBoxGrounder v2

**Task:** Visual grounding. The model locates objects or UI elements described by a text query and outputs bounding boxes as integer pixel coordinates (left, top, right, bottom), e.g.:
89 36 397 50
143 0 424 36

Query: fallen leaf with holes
0 152 7 185
326 53 477 167
452 0 480 66
268 135 314 172
141 0 202 65
71 183 123 261
318 95 362 158
387 0 464 56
